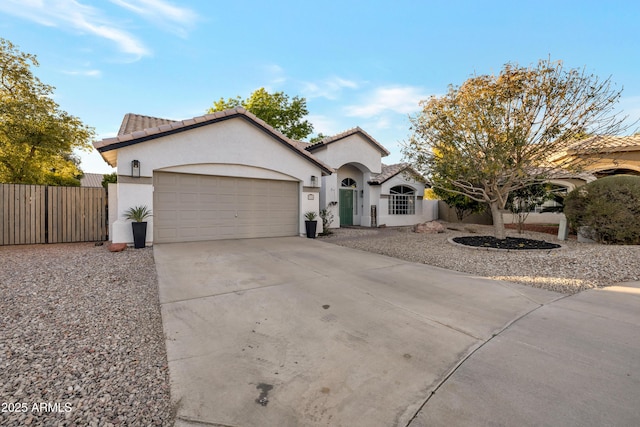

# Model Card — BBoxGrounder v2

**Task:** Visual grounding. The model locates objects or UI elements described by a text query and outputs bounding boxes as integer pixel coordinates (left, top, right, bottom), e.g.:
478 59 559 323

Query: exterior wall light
310 175 318 187
131 160 141 178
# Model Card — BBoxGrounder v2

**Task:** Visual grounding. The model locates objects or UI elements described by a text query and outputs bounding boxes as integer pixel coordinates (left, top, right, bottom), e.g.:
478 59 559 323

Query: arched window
341 178 357 188
389 185 415 215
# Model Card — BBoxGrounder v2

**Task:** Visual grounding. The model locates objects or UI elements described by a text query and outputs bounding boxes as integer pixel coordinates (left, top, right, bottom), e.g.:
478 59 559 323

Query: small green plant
124 205 152 222
319 207 334 236
304 211 317 221
506 183 554 234
564 175 640 245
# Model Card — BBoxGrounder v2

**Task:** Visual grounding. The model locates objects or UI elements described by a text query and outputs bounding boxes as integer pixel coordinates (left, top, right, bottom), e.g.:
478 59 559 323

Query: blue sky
1 0 639 173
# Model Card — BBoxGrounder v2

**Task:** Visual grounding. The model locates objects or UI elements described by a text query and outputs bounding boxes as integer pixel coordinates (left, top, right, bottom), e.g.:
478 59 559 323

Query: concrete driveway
153 237 640 426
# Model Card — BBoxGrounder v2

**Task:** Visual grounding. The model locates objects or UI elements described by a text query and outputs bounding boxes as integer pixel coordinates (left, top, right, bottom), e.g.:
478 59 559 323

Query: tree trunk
490 201 507 239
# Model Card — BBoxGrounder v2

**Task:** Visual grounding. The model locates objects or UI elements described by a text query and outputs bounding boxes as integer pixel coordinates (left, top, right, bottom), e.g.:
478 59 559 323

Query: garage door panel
154 172 299 243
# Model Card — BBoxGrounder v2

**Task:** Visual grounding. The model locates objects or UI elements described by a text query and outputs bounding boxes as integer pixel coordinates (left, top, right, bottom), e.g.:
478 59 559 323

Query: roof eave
95 110 333 175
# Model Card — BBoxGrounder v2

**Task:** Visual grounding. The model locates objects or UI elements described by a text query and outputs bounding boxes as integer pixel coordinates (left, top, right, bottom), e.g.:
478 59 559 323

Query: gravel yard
0 243 173 427
321 223 640 294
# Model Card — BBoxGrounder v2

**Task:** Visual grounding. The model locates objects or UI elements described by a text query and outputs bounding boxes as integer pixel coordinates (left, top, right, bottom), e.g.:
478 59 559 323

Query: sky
1 0 639 174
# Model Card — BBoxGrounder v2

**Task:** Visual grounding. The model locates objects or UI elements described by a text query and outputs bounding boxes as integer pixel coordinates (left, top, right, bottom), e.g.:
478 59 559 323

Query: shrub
319 207 334 236
102 172 117 188
564 175 640 244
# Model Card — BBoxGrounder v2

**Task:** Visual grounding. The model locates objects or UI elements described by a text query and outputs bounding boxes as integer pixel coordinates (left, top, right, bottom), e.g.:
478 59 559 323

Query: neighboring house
94 108 435 245
566 135 640 178
80 173 105 188
502 135 640 225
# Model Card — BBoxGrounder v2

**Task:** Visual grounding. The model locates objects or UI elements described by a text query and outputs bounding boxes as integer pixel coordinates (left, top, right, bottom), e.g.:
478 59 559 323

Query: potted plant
124 205 152 248
304 211 318 239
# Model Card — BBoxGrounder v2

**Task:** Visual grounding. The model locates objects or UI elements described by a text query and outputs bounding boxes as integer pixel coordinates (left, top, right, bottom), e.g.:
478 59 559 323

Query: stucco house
94 108 435 245
501 134 640 225
562 135 640 178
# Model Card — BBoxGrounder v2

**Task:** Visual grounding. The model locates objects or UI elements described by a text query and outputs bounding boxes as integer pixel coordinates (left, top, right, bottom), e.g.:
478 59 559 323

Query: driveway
153 238 640 426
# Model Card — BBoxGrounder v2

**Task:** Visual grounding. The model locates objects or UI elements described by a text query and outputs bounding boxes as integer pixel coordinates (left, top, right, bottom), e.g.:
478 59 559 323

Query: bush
564 175 640 244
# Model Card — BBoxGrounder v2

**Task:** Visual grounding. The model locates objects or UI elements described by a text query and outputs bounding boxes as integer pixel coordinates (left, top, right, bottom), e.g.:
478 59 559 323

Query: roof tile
132 130 147 139
369 163 425 184
117 113 178 135
569 135 640 153
306 127 390 156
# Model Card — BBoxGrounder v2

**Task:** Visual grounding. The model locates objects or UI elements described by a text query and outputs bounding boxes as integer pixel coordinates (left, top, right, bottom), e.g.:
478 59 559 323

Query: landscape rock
108 243 127 252
0 243 173 426
413 221 446 234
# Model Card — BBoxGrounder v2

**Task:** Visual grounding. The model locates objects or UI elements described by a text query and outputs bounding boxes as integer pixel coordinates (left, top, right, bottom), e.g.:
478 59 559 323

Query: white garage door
153 172 299 243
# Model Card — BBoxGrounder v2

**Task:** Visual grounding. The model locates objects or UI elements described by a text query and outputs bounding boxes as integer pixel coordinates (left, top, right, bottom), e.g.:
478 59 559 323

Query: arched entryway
336 163 369 226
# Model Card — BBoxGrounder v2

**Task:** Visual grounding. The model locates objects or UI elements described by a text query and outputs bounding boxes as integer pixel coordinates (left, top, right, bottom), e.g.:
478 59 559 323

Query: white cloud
262 64 287 87
62 69 102 77
307 114 344 136
0 0 149 58
344 85 428 118
302 76 359 100
109 0 198 37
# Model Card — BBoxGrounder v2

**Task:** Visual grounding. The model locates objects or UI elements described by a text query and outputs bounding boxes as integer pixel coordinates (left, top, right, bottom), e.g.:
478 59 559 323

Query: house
94 108 436 245
80 173 105 188
564 135 640 178
305 130 433 227
500 135 640 225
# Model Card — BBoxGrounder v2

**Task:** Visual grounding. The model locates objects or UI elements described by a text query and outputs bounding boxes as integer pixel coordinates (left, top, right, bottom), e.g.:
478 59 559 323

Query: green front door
339 189 353 226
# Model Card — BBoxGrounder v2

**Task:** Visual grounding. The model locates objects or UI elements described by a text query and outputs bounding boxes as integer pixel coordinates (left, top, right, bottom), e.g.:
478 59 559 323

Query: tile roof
80 173 105 187
567 135 640 154
305 127 390 156
94 108 334 174
117 113 178 136
368 163 426 184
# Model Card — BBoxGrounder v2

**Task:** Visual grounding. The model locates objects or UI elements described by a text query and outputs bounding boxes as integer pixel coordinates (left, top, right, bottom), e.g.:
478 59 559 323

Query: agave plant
124 205 152 222
304 211 317 221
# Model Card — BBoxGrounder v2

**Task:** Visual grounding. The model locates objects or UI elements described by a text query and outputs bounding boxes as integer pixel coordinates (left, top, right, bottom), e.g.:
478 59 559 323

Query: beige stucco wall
581 150 640 174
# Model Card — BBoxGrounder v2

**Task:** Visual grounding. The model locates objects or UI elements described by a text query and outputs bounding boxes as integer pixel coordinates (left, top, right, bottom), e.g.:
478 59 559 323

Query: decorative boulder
108 243 127 252
413 221 446 234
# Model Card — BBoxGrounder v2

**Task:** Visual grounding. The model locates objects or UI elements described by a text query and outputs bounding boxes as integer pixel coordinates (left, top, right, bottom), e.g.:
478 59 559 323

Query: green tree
309 132 328 144
403 59 626 239
208 87 314 140
431 183 485 222
0 38 94 185
101 171 118 189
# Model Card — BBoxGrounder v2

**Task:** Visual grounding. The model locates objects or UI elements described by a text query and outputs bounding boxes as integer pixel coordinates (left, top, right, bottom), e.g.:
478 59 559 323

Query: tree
505 183 553 233
309 132 328 144
403 58 627 239
432 184 486 222
0 38 94 185
101 172 118 189
208 87 314 140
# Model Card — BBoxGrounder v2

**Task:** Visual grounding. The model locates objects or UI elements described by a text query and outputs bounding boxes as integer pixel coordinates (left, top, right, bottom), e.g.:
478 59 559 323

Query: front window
341 178 357 188
389 185 415 215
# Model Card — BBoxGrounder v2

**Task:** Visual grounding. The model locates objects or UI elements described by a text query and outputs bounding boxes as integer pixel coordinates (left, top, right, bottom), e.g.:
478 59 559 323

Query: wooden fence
0 184 107 245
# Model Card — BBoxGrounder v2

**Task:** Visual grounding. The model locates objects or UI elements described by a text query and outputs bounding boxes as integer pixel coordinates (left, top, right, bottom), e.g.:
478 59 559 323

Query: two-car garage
153 172 300 243
96 109 332 245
